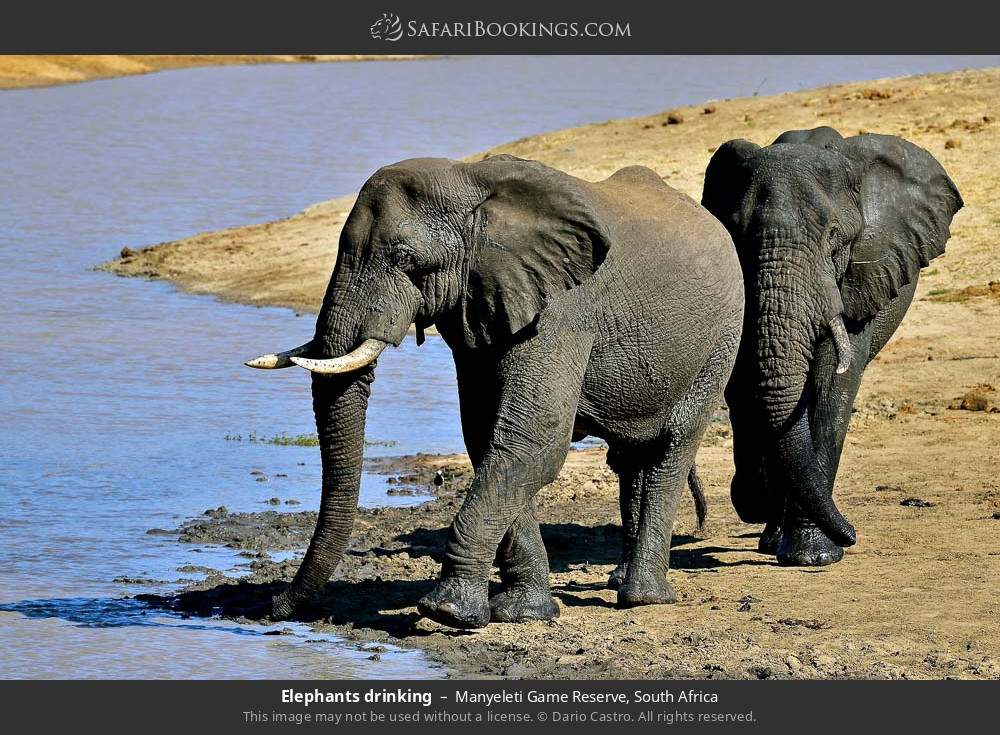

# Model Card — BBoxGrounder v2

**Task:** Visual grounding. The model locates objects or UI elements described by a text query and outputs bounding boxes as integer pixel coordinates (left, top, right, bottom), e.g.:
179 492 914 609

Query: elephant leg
776 362 865 566
454 351 558 623
606 445 642 590
729 395 785 554
615 448 687 608
777 283 916 566
418 332 591 629
490 502 559 623
775 330 870 565
617 334 731 608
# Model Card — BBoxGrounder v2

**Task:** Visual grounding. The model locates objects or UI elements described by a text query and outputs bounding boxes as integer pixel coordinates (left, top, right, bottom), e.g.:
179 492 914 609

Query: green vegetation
224 432 396 448
927 288 951 297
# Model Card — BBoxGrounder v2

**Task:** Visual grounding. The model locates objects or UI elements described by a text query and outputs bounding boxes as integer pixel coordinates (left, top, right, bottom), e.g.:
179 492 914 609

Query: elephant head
702 127 962 546
247 155 609 618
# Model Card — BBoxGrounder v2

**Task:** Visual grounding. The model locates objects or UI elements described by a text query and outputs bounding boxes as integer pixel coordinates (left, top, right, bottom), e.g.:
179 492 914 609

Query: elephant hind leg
617 330 736 608
615 447 685 608
606 444 642 590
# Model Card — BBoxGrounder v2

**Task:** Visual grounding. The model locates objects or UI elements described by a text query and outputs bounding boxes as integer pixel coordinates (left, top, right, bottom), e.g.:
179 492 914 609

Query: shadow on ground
134 519 760 638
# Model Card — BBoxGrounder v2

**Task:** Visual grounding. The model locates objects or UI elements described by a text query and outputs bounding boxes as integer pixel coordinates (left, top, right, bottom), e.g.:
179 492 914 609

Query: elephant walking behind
249 155 744 628
702 127 962 566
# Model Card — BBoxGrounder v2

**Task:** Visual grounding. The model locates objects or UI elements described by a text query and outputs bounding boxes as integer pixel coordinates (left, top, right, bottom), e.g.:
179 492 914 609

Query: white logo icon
370 13 403 42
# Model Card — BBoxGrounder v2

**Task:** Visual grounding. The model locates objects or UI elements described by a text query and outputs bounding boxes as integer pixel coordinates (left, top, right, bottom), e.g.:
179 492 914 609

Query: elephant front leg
776 329 870 566
489 503 560 623
417 333 590 629
418 446 573 629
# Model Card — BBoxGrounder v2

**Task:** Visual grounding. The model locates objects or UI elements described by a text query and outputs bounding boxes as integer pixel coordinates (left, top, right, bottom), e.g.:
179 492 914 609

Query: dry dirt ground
0 55 423 90
112 68 999 678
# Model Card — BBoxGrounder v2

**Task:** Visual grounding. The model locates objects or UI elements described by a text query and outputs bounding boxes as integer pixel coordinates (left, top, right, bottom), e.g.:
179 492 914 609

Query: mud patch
928 281 1000 303
134 437 1000 680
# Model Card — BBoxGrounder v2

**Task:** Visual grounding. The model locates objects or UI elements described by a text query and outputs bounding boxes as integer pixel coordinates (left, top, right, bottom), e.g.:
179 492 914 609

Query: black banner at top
1 0 999 54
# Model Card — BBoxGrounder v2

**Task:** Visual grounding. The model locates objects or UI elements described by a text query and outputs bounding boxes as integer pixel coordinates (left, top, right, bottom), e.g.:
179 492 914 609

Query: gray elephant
248 155 744 628
702 127 962 566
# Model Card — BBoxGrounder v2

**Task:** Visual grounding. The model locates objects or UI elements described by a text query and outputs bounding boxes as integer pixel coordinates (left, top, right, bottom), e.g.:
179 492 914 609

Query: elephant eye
387 242 417 270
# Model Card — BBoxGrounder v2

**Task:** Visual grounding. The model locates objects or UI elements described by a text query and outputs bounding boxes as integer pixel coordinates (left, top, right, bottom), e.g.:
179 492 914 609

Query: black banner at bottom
2 680 994 733
0 681 1000 735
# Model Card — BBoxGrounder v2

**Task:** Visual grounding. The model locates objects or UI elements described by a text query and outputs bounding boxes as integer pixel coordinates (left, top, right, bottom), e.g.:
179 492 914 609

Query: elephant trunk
753 254 857 547
272 370 373 619
271 273 421 619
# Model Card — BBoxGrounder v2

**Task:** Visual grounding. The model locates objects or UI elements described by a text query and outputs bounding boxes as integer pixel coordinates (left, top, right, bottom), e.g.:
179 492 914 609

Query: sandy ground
111 68 999 678
0 55 423 90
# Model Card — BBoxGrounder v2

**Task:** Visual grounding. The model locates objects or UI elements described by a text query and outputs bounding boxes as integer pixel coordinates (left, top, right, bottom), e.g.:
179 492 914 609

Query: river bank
110 67 1000 678
103 68 999 312
0 55 424 90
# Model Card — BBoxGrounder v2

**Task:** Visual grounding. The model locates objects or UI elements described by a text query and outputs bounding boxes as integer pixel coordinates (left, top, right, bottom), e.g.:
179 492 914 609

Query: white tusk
244 341 313 369
828 315 853 375
289 339 387 375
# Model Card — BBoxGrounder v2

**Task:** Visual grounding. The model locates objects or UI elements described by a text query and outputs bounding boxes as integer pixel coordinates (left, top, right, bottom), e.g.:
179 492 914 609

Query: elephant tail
688 466 708 530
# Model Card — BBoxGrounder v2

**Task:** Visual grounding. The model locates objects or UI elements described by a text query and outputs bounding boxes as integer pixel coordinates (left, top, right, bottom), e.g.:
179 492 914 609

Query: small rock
265 497 281 506
950 384 998 413
120 246 135 259
664 112 684 125
900 497 934 508
813 654 836 669
944 139 961 150
203 506 228 518
113 576 162 585
703 104 717 114
285 499 301 506
255 476 268 483
785 655 803 673
991 511 1000 520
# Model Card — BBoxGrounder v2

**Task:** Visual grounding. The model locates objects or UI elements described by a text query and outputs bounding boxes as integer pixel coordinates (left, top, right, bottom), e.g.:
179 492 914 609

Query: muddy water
1 56 996 679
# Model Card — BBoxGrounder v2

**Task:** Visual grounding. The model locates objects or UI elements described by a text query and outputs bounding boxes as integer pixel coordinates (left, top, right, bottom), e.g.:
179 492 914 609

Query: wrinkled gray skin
702 127 962 566
260 155 744 628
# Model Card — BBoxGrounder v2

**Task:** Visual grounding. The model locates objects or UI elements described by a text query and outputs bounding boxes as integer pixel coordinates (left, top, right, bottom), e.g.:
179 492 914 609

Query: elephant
247 154 744 628
702 126 962 566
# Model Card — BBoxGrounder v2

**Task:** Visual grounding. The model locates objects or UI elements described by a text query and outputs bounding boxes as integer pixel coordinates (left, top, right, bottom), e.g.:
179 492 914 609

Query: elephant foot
616 573 677 608
606 562 627 590
417 576 490 629
757 521 782 555
776 523 844 567
489 586 559 623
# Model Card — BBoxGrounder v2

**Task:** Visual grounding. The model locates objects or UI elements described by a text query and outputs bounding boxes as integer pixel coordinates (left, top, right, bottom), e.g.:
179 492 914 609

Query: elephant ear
461 155 610 348
839 134 963 322
701 139 760 243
